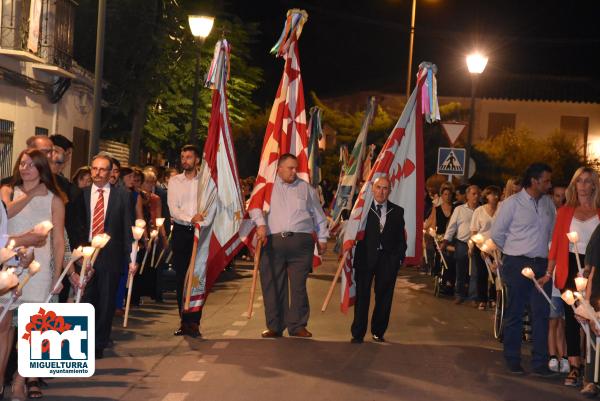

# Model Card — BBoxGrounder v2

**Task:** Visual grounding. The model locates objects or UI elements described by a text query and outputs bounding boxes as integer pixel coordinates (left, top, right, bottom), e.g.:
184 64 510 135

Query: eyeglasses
91 167 110 173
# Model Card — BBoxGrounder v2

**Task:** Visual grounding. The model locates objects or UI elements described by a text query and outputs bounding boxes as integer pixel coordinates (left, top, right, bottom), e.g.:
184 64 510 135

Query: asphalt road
29 249 585 401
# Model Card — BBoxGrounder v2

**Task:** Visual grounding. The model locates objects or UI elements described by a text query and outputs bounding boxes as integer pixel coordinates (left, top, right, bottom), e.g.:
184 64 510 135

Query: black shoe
531 366 559 378
372 334 385 343
173 327 185 336
350 337 363 344
507 363 525 375
106 339 114 348
95 348 104 359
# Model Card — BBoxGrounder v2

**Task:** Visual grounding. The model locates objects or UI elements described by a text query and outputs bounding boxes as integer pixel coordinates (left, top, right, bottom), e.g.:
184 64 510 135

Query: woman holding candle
540 167 600 387
470 185 501 310
424 182 455 293
0 149 66 400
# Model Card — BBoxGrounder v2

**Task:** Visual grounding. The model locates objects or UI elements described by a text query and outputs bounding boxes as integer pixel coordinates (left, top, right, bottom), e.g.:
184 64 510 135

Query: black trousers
351 250 399 339
82 267 121 350
172 223 202 325
563 252 583 358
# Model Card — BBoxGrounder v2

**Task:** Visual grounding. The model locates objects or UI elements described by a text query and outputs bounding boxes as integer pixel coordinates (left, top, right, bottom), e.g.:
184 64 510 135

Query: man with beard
167 145 206 337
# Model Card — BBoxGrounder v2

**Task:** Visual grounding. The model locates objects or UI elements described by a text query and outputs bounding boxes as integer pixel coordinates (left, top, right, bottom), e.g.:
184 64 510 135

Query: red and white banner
246 9 309 216
184 39 246 312
339 63 439 312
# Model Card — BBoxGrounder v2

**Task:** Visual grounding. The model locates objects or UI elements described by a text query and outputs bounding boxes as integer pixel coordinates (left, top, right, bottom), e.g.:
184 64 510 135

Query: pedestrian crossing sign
437 147 466 176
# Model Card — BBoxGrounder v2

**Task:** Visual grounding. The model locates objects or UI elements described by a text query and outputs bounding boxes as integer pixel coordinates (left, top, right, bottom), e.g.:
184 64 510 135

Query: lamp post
89 0 107 160
405 0 417 99
465 52 488 179
188 15 214 145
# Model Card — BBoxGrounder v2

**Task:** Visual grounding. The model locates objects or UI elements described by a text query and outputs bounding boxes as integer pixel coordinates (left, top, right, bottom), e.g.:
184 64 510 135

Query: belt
279 232 294 238
174 222 194 231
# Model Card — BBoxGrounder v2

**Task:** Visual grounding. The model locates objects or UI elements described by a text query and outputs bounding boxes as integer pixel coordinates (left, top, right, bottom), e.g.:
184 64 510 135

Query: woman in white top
470 185 501 309
0 149 66 400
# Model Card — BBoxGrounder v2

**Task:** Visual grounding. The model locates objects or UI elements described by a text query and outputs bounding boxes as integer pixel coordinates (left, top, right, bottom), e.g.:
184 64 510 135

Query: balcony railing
0 0 75 70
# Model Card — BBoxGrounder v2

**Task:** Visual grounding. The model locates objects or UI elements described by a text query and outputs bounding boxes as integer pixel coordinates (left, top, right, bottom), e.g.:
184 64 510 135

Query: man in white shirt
442 185 480 304
167 145 206 338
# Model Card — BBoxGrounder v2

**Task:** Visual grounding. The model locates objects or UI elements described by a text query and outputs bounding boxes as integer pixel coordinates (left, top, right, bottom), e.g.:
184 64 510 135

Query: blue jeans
454 241 469 300
502 255 550 369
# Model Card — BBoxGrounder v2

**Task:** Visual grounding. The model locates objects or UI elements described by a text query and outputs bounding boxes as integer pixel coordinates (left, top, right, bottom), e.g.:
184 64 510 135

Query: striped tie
92 189 105 237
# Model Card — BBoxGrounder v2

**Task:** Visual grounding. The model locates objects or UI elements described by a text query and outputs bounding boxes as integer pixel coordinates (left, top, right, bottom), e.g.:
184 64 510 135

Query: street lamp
188 15 214 144
465 52 488 179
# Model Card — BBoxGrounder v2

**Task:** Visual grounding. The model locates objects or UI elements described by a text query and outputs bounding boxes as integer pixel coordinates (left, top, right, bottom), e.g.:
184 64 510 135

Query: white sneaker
549 357 559 372
559 357 570 374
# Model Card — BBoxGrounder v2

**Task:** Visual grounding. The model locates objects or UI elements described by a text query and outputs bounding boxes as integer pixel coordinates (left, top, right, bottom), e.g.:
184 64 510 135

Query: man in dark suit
351 176 407 344
69 154 135 358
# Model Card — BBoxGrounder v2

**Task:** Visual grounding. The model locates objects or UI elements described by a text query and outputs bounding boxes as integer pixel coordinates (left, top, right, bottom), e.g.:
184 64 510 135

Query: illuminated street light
465 51 488 179
188 15 215 144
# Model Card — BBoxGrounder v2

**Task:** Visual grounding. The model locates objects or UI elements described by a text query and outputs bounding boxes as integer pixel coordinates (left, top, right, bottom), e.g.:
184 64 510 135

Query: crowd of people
422 163 600 397
3 134 600 398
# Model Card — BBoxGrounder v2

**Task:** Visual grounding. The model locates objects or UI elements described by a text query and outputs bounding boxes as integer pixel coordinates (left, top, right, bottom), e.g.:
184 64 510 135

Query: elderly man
442 185 480 304
491 163 556 376
250 153 329 338
351 176 406 343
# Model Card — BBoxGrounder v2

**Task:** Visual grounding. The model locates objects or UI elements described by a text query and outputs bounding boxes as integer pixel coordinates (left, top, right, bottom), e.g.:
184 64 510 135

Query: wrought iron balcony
0 0 75 70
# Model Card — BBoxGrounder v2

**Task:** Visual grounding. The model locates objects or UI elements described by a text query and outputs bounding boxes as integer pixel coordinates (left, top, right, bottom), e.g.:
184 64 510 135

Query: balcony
0 0 76 74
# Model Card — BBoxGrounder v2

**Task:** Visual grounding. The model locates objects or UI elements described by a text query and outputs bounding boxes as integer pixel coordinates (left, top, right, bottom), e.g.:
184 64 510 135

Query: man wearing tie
70 154 135 358
351 176 407 343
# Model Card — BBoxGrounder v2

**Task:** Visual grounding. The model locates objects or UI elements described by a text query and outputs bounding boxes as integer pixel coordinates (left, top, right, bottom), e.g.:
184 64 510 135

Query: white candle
75 246 95 303
32 221 54 235
567 231 580 244
575 276 588 293
562 290 576 306
135 219 146 229
45 246 84 302
521 267 535 280
471 233 485 246
155 218 165 228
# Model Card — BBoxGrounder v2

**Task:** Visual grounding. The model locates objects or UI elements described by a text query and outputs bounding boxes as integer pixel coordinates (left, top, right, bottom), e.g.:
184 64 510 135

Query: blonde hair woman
541 167 600 386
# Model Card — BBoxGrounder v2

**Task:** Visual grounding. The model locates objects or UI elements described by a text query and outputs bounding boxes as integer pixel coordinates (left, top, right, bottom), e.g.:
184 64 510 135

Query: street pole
465 74 478 180
190 48 202 145
405 0 416 99
89 0 106 161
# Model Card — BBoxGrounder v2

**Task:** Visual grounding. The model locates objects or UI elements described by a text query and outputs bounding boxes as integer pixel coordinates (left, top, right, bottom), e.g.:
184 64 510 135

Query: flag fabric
246 9 310 217
184 38 246 312
307 106 323 187
339 62 440 312
329 97 376 227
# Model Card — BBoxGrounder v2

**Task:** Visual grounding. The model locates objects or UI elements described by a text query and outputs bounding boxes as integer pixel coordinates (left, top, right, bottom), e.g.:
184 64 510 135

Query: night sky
228 0 600 106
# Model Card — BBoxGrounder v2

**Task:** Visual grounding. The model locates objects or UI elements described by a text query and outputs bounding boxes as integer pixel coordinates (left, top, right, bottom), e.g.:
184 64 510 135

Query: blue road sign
437 147 466 176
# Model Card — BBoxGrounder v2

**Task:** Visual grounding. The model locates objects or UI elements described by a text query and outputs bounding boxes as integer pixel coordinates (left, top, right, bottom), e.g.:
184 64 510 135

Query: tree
475 127 600 186
73 0 263 164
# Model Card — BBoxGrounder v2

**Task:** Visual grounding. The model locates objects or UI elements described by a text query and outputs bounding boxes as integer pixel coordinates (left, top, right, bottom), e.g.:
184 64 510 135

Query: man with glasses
70 154 135 358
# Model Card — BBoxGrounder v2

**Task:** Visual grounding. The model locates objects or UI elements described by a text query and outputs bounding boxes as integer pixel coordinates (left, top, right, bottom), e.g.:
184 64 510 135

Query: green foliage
475 127 599 186
73 0 263 157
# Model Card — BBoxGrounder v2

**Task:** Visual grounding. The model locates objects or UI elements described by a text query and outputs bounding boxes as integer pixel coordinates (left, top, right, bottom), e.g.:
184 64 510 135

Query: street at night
31 251 581 401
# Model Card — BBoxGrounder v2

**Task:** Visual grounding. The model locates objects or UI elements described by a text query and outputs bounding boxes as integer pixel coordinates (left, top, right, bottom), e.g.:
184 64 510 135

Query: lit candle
124 225 145 328
562 290 576 306
567 231 584 274
17 261 40 291
45 246 85 302
75 246 95 303
575 276 588 293
471 233 485 246
150 229 159 268
522 267 556 310
32 221 54 236
90 233 111 267
135 219 146 229
155 218 165 228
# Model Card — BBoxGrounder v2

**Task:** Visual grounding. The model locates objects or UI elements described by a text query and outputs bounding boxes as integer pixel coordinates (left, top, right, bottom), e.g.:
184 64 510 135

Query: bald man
351 176 407 343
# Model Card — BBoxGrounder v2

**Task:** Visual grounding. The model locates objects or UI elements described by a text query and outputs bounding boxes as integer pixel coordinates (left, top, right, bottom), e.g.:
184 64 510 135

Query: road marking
212 341 229 349
253 302 262 308
258 296 263 301
181 371 206 382
241 312 249 318
223 330 239 337
198 354 219 363
162 393 188 401
232 320 248 327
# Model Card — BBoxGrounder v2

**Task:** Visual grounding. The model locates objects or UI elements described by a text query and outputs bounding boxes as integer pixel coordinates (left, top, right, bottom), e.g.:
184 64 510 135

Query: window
487 112 516 138
35 126 49 136
0 119 15 180
561 116 590 157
